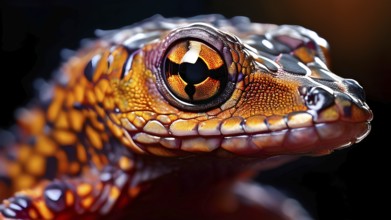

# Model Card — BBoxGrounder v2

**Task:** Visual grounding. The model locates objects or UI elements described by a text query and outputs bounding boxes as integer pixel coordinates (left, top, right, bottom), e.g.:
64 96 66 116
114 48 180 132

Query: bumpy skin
0 15 372 219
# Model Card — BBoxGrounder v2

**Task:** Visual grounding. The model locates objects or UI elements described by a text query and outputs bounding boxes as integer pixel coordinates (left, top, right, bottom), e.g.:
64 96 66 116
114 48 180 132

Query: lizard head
90 19 372 158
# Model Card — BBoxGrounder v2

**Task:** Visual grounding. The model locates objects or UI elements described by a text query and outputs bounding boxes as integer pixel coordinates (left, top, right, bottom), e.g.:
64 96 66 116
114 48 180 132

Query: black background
1 1 390 219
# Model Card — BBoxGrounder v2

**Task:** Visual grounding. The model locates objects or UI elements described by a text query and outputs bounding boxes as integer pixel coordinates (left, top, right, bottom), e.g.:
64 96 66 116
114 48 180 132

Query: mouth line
114 90 372 157
123 118 371 157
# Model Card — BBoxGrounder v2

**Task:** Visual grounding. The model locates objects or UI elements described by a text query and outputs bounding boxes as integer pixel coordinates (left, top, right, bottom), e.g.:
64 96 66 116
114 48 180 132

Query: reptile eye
155 24 239 111
163 40 227 103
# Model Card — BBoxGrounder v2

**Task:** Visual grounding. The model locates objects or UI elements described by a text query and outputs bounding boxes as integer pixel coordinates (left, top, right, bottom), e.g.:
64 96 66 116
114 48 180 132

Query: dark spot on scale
248 35 277 55
44 157 58 179
84 60 95 82
62 146 78 162
26 136 36 146
343 105 352 117
278 54 308 76
44 182 67 212
97 115 104 123
268 38 292 54
73 102 84 110
256 54 279 72
248 35 291 55
84 54 102 82
0 176 11 186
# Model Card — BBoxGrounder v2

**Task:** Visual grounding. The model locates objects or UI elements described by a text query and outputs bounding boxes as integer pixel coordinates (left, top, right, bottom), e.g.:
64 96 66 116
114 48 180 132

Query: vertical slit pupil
184 84 196 100
84 59 95 82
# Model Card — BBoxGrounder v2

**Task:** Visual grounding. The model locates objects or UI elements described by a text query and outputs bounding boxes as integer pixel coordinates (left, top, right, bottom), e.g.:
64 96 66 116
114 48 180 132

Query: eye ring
155 24 238 111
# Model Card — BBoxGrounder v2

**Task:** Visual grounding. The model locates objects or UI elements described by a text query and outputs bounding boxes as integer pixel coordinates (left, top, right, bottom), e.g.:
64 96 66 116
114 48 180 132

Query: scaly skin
0 15 372 219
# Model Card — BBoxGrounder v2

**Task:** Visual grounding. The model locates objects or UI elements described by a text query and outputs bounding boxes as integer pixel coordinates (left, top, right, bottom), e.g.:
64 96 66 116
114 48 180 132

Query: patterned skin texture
0 15 372 219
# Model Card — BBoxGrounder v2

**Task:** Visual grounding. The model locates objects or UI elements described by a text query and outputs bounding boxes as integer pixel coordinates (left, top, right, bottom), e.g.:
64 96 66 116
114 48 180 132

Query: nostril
305 87 334 111
343 79 366 101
